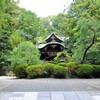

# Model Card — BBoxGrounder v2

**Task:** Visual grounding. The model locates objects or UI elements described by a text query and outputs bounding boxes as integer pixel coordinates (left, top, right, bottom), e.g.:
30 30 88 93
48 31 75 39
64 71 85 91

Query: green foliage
10 41 40 67
0 67 6 76
0 0 100 75
0 0 46 75
0 0 20 74
52 13 69 35
41 13 69 36
18 8 46 42
41 16 53 34
0 32 11 74
92 65 100 78
14 64 28 78
43 63 55 77
53 65 69 78
9 31 24 48
48 61 57 64
72 18 100 63
0 0 19 32
54 51 72 63
26 65 44 78
66 0 100 64
67 62 79 69
84 46 100 64
58 62 67 67
75 64 93 78
66 62 79 78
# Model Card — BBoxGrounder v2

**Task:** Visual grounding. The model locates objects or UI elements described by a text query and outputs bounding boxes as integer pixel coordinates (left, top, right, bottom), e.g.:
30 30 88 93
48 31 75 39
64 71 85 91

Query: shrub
48 61 57 64
54 51 72 63
43 63 55 77
66 62 79 70
53 65 69 78
75 64 93 78
66 62 79 77
10 41 40 67
0 67 6 76
14 64 28 78
92 65 100 78
26 64 44 78
58 62 67 67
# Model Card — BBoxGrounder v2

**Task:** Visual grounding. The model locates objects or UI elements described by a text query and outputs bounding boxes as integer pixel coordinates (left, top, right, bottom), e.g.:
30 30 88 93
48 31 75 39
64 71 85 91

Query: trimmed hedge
75 64 93 78
66 62 79 70
58 62 67 67
43 63 55 77
92 65 100 78
14 64 28 78
53 65 69 78
66 62 79 78
26 64 44 78
14 62 100 79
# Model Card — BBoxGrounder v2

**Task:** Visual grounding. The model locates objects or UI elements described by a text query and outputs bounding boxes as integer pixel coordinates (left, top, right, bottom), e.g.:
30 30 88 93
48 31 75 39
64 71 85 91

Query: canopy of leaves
0 0 100 75
0 0 46 71
65 0 100 64
10 41 40 67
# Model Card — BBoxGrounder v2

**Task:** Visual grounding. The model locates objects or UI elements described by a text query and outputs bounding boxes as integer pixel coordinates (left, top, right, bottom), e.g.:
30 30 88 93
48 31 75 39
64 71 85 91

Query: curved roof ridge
45 32 63 42
38 41 65 49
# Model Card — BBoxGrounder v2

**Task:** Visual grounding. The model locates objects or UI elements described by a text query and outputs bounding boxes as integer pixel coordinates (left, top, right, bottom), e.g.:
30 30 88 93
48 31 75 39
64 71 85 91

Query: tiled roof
37 42 65 49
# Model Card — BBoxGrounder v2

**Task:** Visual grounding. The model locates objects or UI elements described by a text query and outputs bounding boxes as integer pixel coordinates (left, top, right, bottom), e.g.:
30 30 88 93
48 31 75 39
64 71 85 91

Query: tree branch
81 34 96 64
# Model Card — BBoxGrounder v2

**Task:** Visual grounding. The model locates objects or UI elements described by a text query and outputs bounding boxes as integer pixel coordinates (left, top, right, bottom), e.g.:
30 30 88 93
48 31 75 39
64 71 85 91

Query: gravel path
0 76 100 92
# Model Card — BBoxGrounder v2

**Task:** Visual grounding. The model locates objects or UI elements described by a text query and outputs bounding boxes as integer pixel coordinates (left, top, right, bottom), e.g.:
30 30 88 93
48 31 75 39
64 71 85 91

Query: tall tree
0 0 19 75
66 0 100 64
17 8 45 42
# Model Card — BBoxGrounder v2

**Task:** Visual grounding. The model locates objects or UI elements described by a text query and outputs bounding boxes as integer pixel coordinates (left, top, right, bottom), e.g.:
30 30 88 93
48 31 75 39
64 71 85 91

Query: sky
18 0 73 17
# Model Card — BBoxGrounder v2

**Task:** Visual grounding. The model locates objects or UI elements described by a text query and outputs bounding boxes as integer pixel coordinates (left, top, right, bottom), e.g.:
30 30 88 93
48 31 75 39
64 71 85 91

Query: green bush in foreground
43 63 55 77
14 64 28 78
66 62 79 78
92 65 100 78
10 41 40 67
26 65 44 78
53 65 69 78
66 62 79 70
75 64 93 78
58 62 67 67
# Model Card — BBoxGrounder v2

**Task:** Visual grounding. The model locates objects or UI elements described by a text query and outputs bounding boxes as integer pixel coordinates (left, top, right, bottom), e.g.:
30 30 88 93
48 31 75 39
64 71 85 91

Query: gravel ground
0 76 100 92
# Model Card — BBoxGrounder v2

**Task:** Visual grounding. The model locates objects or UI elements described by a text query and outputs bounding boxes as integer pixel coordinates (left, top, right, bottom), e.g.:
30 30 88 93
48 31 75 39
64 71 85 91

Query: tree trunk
81 34 96 64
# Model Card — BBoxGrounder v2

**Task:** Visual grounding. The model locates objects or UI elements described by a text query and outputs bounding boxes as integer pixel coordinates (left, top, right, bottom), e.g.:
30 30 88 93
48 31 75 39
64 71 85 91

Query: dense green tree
0 0 45 75
0 0 19 32
41 14 69 36
52 13 69 36
65 0 100 64
0 0 19 75
10 41 40 67
0 0 100 76
41 16 53 35
9 30 24 49
17 8 46 42
0 32 11 75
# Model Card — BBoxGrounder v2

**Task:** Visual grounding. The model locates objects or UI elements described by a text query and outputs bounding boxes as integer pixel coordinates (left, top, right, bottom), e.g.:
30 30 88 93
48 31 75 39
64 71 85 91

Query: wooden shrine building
38 33 65 60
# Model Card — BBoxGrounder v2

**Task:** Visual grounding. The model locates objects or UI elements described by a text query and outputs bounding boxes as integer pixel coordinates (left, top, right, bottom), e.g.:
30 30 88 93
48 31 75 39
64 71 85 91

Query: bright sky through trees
18 0 73 17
